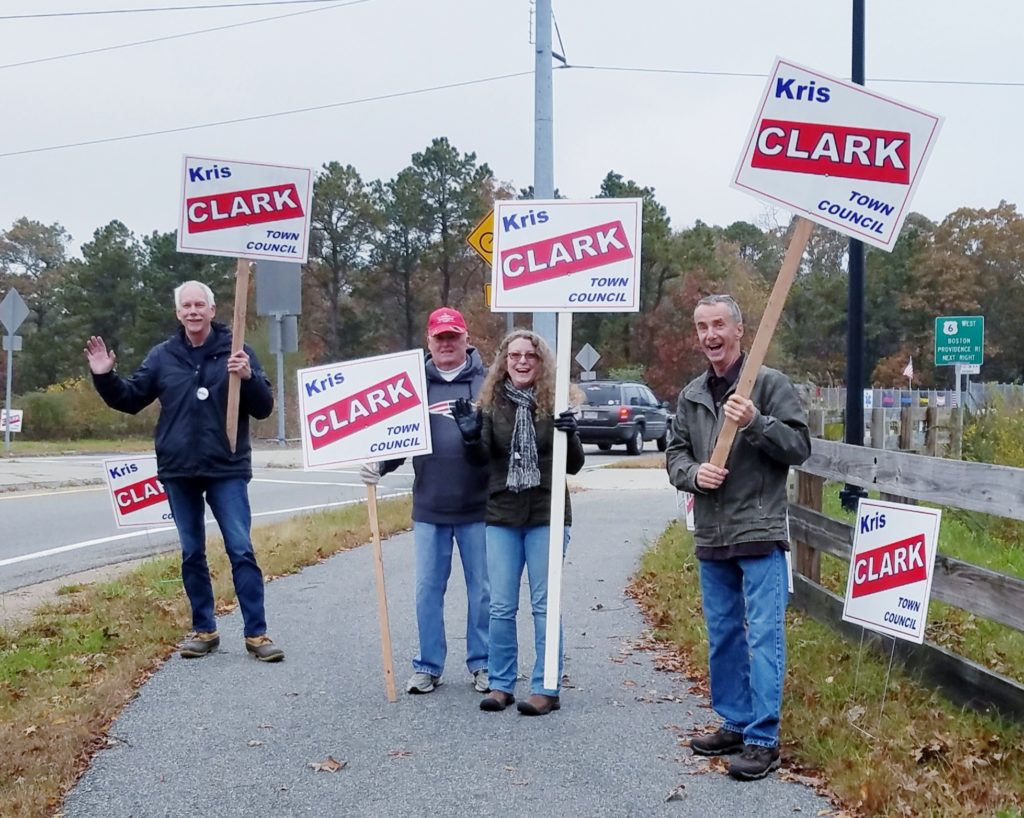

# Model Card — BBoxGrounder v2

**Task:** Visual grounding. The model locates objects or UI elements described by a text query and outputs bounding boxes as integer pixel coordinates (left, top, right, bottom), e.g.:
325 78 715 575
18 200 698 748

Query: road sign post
0 288 30 452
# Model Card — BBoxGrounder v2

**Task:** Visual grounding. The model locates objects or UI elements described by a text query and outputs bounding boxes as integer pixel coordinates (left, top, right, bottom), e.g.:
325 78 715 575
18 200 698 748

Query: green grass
631 521 1024 817
0 438 152 457
0 496 413 818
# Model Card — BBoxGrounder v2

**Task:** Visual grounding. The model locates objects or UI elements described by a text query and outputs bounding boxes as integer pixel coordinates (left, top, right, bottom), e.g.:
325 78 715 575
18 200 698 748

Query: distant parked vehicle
575 380 672 455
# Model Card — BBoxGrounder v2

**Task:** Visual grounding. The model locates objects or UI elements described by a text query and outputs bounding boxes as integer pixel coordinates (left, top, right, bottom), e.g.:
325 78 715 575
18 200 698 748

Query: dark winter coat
467 389 586 527
91 322 273 481
380 348 490 525
665 364 810 550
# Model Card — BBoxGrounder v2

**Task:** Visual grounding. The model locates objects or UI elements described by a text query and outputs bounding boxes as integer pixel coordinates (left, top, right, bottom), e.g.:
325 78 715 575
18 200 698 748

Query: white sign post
102 456 173 529
177 155 314 453
842 498 941 644
491 198 643 690
732 57 943 252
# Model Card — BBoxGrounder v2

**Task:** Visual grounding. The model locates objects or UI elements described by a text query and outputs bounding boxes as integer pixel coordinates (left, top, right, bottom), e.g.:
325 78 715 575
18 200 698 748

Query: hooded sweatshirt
381 347 489 524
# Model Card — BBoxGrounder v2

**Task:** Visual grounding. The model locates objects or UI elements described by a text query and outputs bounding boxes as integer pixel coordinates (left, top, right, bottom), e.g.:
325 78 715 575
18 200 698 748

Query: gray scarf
503 380 541 493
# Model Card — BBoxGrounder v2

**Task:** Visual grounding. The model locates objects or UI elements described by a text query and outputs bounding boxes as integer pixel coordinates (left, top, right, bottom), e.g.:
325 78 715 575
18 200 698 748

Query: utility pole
840 0 869 512
532 0 556 350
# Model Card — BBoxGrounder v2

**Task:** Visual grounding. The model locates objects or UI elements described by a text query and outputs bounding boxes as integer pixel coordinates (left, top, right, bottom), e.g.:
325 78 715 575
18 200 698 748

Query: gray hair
695 294 742 325
174 280 216 309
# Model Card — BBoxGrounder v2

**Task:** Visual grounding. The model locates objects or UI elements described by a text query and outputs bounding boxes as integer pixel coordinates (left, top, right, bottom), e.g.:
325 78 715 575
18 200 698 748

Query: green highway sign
934 315 984 366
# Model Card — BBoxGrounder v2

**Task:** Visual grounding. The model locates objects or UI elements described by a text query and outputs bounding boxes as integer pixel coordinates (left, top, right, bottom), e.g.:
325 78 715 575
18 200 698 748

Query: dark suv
575 380 672 455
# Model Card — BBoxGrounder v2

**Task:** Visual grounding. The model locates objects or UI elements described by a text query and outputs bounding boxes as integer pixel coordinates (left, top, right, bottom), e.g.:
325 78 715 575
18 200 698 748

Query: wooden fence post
793 470 823 583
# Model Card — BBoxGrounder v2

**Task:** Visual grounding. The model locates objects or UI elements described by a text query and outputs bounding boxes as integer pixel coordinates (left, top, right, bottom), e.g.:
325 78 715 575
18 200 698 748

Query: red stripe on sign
306 374 421 451
751 119 911 184
115 476 167 515
500 220 633 291
851 533 928 598
185 184 305 233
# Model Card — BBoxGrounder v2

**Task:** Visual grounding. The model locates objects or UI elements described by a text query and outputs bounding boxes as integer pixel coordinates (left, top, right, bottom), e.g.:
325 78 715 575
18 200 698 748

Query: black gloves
553 409 578 436
451 398 482 442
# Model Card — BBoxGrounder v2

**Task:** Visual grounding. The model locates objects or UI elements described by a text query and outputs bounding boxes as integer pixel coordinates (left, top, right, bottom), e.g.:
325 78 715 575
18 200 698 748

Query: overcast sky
0 0 1019 256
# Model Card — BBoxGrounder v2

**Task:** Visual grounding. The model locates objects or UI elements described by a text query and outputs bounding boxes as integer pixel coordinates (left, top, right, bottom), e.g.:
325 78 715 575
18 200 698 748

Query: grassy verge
0 439 153 457
630 520 1024 817
0 496 412 818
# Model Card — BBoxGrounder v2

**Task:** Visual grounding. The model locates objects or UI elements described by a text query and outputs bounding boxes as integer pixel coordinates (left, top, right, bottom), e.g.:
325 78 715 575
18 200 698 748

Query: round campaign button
196 387 209 401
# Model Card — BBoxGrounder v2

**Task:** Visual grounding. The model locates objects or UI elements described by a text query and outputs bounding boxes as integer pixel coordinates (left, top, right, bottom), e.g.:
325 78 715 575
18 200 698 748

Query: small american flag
429 400 455 419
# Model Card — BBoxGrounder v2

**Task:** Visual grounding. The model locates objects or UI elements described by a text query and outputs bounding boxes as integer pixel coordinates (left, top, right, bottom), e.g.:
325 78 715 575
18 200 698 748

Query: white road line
252 478 367 487
0 492 409 569
0 486 105 501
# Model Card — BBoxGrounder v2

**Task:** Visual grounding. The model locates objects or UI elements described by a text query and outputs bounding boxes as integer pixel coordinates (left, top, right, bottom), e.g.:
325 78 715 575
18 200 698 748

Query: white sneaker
406 672 441 694
472 669 490 693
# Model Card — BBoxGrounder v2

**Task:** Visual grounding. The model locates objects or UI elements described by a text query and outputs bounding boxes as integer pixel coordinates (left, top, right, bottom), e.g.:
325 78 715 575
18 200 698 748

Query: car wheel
656 431 668 452
626 426 644 455
597 443 612 451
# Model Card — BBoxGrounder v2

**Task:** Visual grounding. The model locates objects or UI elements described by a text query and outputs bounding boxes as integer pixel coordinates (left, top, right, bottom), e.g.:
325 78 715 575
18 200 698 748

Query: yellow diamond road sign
466 209 493 266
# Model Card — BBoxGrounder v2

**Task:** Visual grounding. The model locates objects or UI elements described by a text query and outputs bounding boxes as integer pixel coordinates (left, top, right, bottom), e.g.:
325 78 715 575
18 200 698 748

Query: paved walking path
62 471 833 818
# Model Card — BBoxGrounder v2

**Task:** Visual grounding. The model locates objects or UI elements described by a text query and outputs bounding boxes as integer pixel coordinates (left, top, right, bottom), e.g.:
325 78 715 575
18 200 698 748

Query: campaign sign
297 349 432 470
103 456 173 529
177 155 314 262
490 199 643 312
677 491 696 532
842 498 941 644
732 58 943 252
0 409 23 433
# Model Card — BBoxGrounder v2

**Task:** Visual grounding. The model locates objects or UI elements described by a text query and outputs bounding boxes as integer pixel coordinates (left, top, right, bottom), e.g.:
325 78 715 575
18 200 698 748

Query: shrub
18 378 156 440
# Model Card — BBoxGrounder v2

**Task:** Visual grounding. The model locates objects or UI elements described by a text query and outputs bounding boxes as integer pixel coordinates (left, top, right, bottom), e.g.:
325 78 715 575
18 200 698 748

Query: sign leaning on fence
102 456 173 529
491 197 643 690
296 349 432 470
732 57 943 252
842 498 941 644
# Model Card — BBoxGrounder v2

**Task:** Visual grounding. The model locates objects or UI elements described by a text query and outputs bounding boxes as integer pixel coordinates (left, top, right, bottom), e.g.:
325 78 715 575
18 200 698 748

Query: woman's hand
452 398 482 442
553 409 578 436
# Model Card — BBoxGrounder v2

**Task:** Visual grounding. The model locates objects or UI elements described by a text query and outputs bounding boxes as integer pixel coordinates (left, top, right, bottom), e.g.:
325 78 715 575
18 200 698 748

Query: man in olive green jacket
666 294 810 781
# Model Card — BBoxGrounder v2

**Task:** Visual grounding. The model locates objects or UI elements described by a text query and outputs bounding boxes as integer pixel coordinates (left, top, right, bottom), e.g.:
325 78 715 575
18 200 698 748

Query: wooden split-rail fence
790 415 1024 724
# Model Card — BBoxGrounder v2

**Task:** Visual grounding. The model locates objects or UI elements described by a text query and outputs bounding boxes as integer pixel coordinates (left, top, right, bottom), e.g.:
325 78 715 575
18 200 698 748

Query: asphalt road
0 453 413 594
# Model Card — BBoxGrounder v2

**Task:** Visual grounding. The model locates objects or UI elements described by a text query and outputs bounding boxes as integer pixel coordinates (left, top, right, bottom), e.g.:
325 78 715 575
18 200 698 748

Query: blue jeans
163 477 267 638
698 548 788 747
412 521 489 677
486 525 569 697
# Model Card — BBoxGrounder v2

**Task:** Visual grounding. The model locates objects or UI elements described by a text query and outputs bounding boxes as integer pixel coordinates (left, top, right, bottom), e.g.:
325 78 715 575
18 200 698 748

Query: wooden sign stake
367 484 398 702
709 217 814 468
225 258 250 453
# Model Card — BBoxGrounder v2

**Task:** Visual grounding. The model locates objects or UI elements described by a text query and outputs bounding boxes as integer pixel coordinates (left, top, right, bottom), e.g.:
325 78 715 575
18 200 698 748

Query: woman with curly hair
451 329 585 716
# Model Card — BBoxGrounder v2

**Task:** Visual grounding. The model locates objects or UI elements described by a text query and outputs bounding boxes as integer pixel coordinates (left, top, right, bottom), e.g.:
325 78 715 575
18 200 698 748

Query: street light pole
532 0 557 350
840 0 869 512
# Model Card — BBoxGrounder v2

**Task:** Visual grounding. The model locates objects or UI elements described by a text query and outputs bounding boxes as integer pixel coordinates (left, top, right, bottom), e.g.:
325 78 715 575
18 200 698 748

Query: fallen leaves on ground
309 755 347 773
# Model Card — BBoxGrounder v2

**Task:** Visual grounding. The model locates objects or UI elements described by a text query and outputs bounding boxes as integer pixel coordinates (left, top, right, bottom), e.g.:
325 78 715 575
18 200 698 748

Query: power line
0 0 368 70
0 71 533 158
0 0 339 20
565 62 1024 88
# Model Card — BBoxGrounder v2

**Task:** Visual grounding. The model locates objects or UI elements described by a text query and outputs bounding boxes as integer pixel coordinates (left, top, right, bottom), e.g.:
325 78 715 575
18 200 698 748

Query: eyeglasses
507 351 539 363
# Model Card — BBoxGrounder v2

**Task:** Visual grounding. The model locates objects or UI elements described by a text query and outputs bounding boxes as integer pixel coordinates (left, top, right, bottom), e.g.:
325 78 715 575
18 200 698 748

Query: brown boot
479 690 515 712
516 694 560 716
245 634 284 662
180 631 220 658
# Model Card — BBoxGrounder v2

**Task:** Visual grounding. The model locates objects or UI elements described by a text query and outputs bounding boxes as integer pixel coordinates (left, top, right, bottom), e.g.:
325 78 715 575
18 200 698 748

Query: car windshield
580 384 620 405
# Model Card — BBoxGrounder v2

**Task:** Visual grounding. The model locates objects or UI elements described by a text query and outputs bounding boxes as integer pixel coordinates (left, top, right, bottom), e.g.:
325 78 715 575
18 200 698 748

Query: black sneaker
728 744 781 780
690 727 744 756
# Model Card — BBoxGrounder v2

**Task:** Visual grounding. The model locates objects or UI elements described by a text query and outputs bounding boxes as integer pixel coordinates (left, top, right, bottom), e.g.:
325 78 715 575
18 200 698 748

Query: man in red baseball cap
361 306 491 696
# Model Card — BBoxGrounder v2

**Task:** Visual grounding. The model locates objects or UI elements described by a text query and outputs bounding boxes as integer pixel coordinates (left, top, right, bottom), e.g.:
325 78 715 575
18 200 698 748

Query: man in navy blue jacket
85 280 284 662
361 307 491 694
